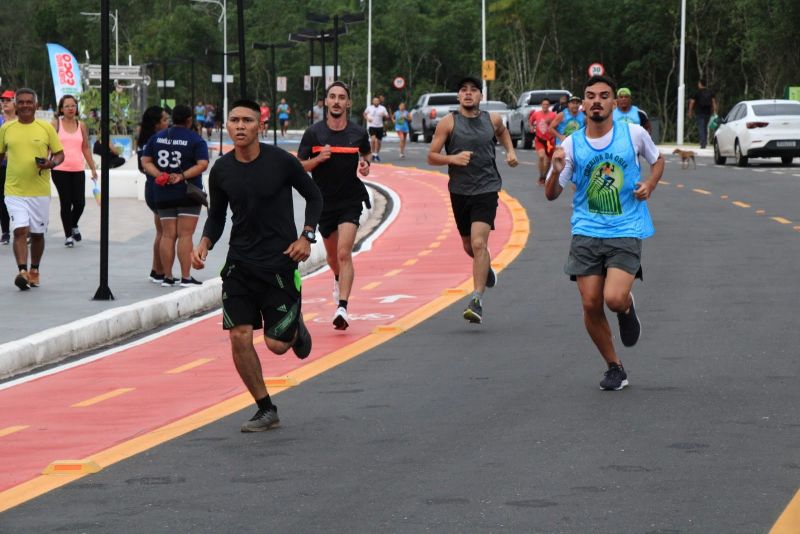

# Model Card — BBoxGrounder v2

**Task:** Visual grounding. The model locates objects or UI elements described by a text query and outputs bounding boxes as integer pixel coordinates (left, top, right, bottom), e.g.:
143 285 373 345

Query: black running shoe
180 277 203 287
72 227 82 242
1 233 9 245
292 315 312 359
241 407 280 432
486 266 497 288
463 297 483 324
617 293 641 347
14 271 30 291
149 271 165 284
161 278 177 287
600 363 628 391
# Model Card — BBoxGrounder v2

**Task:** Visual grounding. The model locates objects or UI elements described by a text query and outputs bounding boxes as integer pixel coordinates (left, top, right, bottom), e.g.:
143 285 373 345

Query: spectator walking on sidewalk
0 88 64 290
192 99 323 432
50 95 98 248
688 79 717 149
0 89 17 245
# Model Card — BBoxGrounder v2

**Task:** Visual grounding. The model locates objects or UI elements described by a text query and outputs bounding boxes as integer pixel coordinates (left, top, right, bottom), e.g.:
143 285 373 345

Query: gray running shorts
565 235 643 281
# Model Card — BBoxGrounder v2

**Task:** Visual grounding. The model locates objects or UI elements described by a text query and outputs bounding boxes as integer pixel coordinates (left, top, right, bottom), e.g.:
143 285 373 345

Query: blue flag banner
46 43 82 103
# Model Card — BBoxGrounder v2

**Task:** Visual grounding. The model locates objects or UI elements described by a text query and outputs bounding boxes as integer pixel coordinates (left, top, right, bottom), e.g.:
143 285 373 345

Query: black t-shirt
202 143 323 273
691 88 715 115
297 120 371 212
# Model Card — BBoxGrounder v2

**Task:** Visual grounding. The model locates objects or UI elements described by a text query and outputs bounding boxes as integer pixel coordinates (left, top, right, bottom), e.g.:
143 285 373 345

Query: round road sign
588 63 605 77
392 76 406 90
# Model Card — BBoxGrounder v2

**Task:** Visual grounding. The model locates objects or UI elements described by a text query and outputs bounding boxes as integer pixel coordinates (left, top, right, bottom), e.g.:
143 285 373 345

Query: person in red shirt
259 101 270 139
529 98 557 185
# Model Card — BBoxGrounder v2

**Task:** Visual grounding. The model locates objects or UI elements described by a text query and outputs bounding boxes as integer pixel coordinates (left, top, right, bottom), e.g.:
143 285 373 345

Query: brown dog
673 148 696 169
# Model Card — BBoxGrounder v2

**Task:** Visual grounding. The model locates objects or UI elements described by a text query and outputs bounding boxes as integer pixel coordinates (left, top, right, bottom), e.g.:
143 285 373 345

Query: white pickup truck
409 93 460 143
507 89 572 149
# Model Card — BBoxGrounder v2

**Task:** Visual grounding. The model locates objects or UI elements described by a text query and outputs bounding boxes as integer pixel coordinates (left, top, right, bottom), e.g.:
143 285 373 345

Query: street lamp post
192 0 228 123
80 9 119 65
677 0 687 145
481 0 487 100
207 49 238 154
289 33 317 126
306 11 364 86
253 42 295 146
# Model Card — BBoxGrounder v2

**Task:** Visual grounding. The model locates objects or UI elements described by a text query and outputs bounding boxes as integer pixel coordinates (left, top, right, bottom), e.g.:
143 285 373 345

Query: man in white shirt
363 96 389 162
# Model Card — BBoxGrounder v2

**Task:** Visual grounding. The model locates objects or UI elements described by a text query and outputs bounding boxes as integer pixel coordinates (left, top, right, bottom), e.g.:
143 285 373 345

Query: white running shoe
333 279 340 303
333 306 349 330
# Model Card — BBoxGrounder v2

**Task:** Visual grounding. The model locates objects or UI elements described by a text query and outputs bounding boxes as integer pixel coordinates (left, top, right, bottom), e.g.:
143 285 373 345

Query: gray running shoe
463 297 482 324
600 363 628 391
486 266 497 288
617 293 641 347
241 407 280 432
292 315 312 359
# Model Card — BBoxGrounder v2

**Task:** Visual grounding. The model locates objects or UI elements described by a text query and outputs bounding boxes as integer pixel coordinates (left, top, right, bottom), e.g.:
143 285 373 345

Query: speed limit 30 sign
588 63 605 77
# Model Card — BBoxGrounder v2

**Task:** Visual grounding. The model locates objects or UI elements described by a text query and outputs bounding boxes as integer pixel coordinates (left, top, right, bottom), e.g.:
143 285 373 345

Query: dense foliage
1 0 798 142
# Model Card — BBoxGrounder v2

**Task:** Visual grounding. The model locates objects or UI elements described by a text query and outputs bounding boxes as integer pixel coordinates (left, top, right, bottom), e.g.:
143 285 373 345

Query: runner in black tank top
427 76 518 325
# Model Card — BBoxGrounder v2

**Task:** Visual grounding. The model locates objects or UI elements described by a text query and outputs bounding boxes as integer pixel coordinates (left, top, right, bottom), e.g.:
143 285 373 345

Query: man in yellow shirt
0 88 64 290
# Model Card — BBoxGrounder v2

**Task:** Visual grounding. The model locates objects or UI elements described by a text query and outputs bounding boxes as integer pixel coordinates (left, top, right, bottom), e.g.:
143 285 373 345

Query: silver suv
409 93 460 143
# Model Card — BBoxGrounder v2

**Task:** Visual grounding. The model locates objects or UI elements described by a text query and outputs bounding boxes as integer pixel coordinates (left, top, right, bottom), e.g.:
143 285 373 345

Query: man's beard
588 109 608 123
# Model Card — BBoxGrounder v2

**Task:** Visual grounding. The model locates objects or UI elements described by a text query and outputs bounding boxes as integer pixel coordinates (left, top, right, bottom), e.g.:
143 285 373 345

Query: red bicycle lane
0 163 527 509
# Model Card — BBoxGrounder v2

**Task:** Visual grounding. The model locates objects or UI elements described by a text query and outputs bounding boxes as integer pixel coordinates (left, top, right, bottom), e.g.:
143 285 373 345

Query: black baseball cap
455 76 483 92
568 95 582 102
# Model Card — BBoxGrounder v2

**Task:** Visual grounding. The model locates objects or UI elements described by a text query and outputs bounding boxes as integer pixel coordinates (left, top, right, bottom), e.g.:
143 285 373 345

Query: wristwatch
301 229 317 243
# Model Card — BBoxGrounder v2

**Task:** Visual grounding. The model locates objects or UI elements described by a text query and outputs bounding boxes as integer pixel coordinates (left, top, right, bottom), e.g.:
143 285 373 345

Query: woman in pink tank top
50 95 98 247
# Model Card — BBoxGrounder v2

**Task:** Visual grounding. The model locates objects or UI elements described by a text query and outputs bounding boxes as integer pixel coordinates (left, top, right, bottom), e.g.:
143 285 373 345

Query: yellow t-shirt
0 119 64 197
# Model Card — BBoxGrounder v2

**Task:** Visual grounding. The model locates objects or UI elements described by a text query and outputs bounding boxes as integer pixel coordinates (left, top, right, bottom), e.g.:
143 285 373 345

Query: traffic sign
482 60 496 81
277 76 287 92
588 62 605 77
304 75 312 91
392 76 406 90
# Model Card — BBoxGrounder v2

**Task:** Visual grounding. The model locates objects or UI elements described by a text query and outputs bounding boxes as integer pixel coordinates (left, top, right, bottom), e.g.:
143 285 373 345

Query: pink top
57 118 86 172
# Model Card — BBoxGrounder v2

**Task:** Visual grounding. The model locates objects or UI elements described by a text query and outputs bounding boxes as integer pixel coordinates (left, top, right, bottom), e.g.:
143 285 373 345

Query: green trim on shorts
222 303 235 329
294 269 302 292
267 301 299 340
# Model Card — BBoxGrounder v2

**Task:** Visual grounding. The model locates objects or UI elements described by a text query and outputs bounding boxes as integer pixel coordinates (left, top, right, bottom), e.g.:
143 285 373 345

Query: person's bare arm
80 122 98 179
490 113 517 167
549 112 565 141
427 115 469 166
545 146 565 201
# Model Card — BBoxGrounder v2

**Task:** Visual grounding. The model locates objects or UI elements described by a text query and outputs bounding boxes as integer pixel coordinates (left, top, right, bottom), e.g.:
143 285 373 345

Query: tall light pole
192 0 228 122
481 0 487 100
677 0 687 144
367 0 372 109
80 9 119 65
253 42 295 145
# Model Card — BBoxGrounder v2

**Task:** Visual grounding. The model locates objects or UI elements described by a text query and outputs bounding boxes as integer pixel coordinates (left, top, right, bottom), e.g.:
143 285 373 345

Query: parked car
508 89 571 149
713 99 800 166
409 93 460 143
479 100 511 129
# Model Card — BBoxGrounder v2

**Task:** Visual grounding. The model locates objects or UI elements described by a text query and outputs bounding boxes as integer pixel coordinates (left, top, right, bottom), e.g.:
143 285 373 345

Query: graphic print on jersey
587 161 624 215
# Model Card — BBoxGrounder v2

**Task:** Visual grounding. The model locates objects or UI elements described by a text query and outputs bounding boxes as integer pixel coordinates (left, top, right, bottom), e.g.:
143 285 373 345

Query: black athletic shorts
318 203 363 238
450 191 498 237
220 261 301 342
368 127 385 140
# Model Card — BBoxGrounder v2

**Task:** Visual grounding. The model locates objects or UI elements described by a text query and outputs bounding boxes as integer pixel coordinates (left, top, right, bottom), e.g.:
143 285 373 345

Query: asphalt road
3 139 799 532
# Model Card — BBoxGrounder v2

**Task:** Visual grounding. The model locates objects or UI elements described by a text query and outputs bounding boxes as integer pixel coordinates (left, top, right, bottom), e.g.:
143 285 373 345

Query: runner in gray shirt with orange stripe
428 76 518 324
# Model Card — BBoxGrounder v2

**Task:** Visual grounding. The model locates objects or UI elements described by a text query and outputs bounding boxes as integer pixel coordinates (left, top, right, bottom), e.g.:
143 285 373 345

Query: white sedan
713 99 800 166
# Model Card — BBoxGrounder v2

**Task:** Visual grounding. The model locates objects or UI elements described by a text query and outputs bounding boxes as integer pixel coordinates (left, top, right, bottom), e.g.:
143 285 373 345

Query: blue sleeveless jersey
569 123 654 238
555 110 585 145
613 105 641 125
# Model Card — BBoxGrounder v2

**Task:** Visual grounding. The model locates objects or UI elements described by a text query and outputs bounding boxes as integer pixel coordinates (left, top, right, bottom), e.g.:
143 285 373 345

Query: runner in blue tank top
545 75 664 391
549 95 586 146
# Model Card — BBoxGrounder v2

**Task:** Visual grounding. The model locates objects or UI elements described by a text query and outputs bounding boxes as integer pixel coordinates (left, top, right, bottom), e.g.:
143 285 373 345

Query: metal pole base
92 286 115 301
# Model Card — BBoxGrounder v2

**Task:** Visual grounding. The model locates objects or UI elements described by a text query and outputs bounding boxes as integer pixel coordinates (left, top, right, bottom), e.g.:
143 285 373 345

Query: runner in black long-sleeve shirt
192 99 323 432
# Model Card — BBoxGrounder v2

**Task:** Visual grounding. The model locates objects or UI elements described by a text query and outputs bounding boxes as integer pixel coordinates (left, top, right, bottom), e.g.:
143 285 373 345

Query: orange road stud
373 325 404 334
264 377 298 388
43 461 101 475
443 288 468 296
